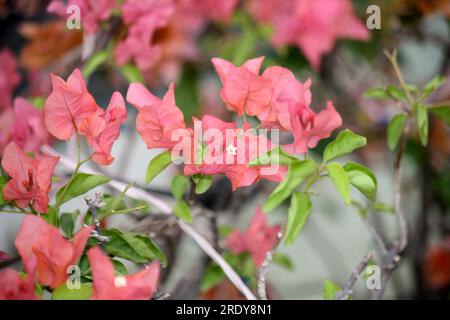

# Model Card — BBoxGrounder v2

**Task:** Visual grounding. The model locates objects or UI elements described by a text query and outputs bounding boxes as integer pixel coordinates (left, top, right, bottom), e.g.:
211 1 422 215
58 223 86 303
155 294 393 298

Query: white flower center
226 144 237 156
114 276 127 288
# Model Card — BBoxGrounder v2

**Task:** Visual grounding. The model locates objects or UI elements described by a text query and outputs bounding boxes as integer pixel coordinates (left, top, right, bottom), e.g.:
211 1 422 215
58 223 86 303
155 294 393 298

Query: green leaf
112 259 128 276
60 211 80 238
28 96 45 109
174 200 192 223
323 280 342 300
41 206 59 227
285 192 312 246
102 229 167 266
263 160 316 212
248 146 299 166
387 114 407 150
171 175 189 200
52 283 92 300
56 173 110 205
0 175 9 206
326 162 351 205
192 174 213 194
417 104 429 146
370 202 394 214
363 88 389 100
82 50 109 78
119 63 144 83
323 130 367 162
386 85 406 101
200 264 225 292
145 151 172 184
429 105 450 126
344 162 377 201
423 75 446 97
272 253 294 270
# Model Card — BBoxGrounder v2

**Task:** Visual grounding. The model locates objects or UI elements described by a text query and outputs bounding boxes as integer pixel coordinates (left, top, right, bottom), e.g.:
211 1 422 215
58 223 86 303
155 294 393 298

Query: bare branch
335 251 375 300
257 230 283 300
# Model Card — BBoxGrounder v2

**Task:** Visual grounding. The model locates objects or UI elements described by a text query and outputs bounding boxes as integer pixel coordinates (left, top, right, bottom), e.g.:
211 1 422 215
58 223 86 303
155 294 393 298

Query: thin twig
335 251 375 300
41 145 257 300
257 230 283 300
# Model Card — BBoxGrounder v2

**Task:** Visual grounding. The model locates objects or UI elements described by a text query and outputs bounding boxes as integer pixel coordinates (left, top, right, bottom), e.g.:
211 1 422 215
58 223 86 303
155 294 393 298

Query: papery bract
10 97 51 153
0 268 38 300
79 92 127 165
1 142 59 213
0 49 21 110
226 209 280 267
88 247 160 300
249 0 369 69
284 101 342 154
15 215 92 288
212 57 272 116
43 68 98 140
127 82 186 150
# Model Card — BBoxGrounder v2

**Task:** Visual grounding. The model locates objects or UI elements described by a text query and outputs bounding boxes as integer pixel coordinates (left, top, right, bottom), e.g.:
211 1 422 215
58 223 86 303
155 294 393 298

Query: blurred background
0 0 450 299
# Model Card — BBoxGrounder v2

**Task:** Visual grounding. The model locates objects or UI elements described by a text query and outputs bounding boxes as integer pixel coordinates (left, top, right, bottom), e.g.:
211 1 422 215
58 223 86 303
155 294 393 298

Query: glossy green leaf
386 85 406 101
323 280 342 300
119 63 144 83
171 176 189 200
387 114 407 150
248 146 299 166
52 283 92 300
363 88 389 100
41 206 59 227
200 264 225 292
60 211 80 238
272 253 294 270
102 229 167 266
56 173 110 205
192 174 213 194
145 151 172 184
423 75 446 97
285 192 312 246
323 130 367 162
417 104 429 146
429 105 450 126
344 162 377 201
174 200 192 223
326 162 351 205
263 160 316 212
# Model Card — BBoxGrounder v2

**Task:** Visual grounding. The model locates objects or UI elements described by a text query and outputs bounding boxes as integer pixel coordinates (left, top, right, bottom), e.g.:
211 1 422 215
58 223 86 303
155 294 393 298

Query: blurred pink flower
0 268 38 300
15 215 92 288
249 0 370 69
226 209 280 267
0 49 21 110
88 246 160 300
48 0 116 34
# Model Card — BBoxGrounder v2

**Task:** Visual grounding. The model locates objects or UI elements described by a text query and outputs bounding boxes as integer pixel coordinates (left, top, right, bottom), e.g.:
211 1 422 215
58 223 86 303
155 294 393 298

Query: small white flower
226 144 237 156
114 276 127 288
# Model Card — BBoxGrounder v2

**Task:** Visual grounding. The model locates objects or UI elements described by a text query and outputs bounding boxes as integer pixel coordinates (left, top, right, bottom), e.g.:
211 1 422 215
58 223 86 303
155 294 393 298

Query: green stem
0 209 28 214
384 49 415 107
110 205 148 215
54 133 89 209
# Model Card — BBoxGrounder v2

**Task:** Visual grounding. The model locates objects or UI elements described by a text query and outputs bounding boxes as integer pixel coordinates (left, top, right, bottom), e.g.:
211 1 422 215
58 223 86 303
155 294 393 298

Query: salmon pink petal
126 83 161 110
0 269 39 300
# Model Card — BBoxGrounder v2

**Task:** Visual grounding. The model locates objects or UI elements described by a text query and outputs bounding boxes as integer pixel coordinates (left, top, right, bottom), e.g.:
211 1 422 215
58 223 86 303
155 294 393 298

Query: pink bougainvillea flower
48 0 116 34
226 209 280 267
212 57 272 116
43 68 98 140
249 0 369 69
284 101 342 154
0 108 15 155
88 246 160 300
183 116 286 190
15 215 92 289
79 92 127 165
127 82 186 150
0 49 21 110
115 0 175 71
1 142 59 213
10 97 51 153
0 268 39 300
